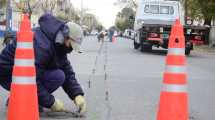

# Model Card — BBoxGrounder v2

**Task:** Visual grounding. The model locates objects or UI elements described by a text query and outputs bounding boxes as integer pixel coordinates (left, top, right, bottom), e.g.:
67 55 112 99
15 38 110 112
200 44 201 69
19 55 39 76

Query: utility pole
6 0 12 32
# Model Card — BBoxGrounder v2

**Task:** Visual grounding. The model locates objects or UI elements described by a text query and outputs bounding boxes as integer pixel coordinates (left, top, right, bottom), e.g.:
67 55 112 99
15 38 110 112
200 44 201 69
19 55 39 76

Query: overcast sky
70 0 120 28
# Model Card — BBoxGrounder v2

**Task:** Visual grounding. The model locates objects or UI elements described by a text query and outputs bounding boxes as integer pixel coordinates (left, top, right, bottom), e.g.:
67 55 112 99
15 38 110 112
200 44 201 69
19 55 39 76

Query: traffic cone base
157 92 188 120
8 85 39 120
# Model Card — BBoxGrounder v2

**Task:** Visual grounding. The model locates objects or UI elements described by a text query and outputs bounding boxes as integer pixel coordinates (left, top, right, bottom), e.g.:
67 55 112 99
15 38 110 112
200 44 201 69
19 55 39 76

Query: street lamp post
6 0 12 32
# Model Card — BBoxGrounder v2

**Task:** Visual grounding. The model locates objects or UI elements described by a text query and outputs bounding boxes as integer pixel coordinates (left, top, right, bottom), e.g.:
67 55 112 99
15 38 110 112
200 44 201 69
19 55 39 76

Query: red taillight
194 36 201 40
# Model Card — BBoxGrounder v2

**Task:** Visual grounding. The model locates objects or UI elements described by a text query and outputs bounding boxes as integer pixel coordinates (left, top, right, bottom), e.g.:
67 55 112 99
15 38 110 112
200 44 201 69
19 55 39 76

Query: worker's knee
51 69 65 85
41 69 65 93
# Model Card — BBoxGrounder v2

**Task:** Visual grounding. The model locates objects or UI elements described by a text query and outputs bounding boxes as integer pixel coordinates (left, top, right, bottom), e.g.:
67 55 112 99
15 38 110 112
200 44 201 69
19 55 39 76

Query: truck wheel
147 45 152 52
185 49 191 55
134 41 140 49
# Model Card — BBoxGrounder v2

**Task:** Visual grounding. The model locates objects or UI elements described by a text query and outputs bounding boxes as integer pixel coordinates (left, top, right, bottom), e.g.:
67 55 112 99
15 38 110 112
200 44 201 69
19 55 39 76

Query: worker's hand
74 95 87 114
51 99 67 112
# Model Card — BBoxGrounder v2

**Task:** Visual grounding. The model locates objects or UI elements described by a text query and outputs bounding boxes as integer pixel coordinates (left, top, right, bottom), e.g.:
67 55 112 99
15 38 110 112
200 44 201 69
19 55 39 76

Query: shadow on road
136 48 212 59
139 49 167 56
40 111 85 119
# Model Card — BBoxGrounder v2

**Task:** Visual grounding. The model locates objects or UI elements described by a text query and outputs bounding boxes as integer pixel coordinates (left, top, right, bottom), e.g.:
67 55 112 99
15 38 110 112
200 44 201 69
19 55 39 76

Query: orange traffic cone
7 14 39 120
112 36 116 43
157 19 188 120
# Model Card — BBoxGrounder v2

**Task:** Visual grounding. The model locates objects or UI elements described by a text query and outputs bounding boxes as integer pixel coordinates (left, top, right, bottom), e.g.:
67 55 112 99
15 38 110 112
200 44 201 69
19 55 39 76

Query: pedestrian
108 28 114 42
97 31 105 42
0 14 86 114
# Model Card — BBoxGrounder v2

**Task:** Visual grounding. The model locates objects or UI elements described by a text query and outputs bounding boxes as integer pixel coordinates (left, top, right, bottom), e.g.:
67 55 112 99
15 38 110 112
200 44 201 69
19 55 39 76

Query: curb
194 45 215 54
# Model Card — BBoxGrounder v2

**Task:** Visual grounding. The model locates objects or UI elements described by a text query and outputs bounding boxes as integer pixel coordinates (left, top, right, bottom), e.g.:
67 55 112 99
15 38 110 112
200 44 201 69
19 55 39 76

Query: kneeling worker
0 14 86 114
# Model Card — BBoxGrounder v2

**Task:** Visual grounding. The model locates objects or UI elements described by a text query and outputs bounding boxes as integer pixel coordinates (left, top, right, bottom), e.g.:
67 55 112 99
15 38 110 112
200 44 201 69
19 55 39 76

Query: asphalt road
0 36 215 120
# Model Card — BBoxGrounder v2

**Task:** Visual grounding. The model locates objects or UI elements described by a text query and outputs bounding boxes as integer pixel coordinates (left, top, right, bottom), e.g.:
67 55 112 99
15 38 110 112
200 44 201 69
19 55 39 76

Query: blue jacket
0 14 84 108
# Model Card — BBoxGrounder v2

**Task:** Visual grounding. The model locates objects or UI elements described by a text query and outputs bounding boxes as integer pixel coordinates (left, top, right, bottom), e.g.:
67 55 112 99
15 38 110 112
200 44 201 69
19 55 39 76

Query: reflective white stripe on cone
168 48 185 55
165 65 187 73
12 76 36 84
14 59 35 66
17 42 33 49
162 84 187 93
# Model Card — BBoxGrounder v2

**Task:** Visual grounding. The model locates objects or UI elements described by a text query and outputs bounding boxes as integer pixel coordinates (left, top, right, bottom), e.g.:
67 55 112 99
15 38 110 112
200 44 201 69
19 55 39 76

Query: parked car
124 29 135 40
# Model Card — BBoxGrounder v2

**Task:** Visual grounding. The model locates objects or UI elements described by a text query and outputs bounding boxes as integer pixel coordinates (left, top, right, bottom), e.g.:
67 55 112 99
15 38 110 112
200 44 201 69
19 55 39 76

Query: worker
0 14 86 114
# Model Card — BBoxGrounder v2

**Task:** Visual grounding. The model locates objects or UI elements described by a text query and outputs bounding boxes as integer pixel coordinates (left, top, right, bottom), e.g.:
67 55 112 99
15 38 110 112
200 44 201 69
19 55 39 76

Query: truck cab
134 0 193 55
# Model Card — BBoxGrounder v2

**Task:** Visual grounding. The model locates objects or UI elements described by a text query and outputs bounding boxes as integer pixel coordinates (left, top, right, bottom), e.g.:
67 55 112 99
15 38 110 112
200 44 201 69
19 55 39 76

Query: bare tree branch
50 1 56 12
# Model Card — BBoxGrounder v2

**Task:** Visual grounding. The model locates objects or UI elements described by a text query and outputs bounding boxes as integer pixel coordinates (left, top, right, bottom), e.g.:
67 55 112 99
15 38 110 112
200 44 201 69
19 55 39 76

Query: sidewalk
194 45 215 54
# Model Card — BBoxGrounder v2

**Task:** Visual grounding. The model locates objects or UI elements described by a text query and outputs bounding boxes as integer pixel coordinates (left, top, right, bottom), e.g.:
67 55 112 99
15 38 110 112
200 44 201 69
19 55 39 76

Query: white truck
133 0 209 55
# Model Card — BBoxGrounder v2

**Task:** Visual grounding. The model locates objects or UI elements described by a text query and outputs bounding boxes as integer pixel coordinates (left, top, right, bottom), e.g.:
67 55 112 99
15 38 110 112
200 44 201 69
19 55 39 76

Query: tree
116 18 129 31
115 7 135 31
13 0 45 18
184 0 215 25
82 13 102 31
0 0 7 25
55 0 76 21
0 0 7 9
114 0 137 31
96 24 104 32
114 0 137 10
197 0 215 25
40 0 57 14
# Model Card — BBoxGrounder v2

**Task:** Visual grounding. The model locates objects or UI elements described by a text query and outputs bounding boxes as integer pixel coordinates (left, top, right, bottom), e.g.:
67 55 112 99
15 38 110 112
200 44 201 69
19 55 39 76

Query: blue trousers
0 69 65 93
40 69 65 93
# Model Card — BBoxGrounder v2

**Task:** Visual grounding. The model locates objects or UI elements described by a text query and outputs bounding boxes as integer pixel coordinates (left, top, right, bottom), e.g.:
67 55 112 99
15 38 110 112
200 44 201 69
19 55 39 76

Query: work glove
74 95 87 114
51 99 67 112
